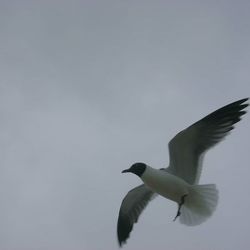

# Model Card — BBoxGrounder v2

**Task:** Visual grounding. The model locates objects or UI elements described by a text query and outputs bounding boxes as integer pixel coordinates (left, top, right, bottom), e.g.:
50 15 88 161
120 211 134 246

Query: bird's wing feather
168 98 249 184
117 184 156 247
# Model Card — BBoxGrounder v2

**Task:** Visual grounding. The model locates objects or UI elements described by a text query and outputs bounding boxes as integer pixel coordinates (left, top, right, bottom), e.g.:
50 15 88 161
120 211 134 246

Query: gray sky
0 1 250 249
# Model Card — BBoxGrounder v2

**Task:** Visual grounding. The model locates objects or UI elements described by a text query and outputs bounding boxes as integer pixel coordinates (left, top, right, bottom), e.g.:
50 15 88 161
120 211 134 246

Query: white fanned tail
179 184 219 226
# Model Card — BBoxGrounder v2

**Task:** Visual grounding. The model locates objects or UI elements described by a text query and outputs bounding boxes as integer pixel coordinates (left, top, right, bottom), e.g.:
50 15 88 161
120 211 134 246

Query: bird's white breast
141 166 189 203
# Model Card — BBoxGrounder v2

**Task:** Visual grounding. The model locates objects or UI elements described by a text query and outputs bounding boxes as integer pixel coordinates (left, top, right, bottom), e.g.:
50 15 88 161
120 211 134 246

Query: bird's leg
173 194 188 221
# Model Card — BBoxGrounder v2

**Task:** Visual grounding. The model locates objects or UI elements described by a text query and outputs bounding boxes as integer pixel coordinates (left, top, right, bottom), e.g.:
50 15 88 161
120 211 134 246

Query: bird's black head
122 162 147 177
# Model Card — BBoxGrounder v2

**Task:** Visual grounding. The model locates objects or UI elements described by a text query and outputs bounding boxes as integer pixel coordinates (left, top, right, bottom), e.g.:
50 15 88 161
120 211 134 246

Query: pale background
0 1 250 250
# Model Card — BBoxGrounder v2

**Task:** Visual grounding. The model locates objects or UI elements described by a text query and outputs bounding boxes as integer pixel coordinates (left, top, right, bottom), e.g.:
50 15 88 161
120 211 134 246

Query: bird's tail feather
179 184 218 226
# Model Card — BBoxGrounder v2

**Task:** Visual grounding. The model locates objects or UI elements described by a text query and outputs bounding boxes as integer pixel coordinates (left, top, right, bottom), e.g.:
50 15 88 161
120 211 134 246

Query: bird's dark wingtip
117 213 133 248
237 98 249 113
237 97 249 103
237 97 249 107
118 240 126 248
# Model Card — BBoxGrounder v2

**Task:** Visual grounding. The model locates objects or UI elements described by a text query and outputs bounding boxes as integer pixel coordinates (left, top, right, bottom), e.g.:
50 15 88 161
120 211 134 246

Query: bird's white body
141 166 189 203
142 165 219 227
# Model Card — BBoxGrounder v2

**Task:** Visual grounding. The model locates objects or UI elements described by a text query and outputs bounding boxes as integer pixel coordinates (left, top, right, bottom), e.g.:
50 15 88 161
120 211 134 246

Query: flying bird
117 98 249 247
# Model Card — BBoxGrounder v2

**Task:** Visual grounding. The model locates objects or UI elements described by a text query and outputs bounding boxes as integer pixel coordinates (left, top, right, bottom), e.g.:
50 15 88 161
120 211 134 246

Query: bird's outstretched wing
117 184 156 247
168 98 249 184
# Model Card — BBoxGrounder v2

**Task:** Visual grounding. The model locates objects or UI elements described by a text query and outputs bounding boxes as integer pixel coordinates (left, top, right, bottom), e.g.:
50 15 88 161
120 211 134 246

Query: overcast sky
0 1 250 250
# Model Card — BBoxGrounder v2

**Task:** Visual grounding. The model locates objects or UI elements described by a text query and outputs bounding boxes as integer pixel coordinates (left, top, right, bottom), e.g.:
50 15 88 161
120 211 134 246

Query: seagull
117 98 249 247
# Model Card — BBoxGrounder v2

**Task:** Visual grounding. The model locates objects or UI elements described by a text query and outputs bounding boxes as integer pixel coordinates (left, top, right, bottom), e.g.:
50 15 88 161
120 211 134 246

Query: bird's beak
122 169 130 173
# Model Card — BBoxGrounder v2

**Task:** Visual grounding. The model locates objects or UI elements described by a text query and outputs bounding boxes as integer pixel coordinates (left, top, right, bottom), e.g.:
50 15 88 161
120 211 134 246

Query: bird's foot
173 211 180 221
173 194 188 221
